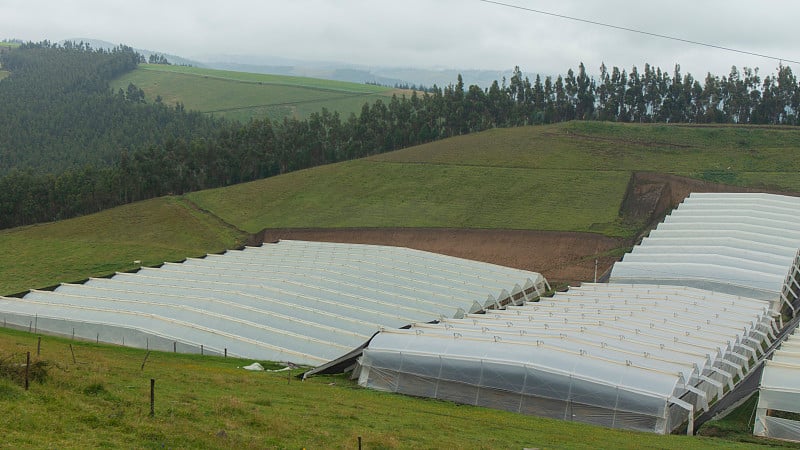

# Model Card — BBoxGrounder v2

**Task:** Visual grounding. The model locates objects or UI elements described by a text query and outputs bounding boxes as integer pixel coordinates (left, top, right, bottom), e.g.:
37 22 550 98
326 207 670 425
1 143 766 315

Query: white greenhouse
356 283 777 434
754 323 800 442
0 240 547 366
610 193 800 314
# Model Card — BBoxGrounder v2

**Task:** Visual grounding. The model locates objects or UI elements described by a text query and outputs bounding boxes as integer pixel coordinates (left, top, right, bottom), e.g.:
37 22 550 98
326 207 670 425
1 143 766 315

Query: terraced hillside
111 64 409 122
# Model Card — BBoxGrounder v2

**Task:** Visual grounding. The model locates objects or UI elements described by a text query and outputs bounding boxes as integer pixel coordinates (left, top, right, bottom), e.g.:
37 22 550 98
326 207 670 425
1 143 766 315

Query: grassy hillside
187 160 631 235
111 64 406 122
4 121 800 295
0 197 246 296
371 122 800 189
188 121 800 235
0 328 771 449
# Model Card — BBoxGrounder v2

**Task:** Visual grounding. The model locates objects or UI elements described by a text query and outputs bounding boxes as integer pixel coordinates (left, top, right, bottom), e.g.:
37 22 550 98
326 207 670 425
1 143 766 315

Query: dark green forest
1 42 799 229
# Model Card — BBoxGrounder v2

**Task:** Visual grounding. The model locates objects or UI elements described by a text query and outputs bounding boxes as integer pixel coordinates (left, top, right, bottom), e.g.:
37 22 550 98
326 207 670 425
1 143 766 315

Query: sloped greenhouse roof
0 240 547 366
610 193 800 311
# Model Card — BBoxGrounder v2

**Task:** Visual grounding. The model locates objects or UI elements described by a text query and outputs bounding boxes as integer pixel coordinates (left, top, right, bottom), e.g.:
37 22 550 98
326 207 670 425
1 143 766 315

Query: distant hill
60 40 512 88
201 54 511 88
110 64 409 122
61 38 204 67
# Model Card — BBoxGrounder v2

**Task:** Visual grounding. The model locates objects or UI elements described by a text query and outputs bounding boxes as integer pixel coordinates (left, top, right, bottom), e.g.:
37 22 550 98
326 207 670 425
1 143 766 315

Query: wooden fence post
150 379 155 417
25 351 30 390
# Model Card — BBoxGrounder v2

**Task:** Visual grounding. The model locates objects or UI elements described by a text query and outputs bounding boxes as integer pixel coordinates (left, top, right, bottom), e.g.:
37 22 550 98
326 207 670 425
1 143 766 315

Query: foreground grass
0 197 246 296
0 327 775 449
111 65 402 122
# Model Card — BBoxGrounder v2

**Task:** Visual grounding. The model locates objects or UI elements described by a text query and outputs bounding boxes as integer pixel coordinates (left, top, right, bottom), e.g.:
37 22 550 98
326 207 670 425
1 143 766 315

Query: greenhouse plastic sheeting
357 283 776 434
610 193 800 312
0 240 547 366
754 323 800 441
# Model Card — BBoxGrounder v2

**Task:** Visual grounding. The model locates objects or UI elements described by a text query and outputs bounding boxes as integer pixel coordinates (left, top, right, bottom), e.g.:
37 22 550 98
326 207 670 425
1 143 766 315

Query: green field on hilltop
0 328 770 449
111 64 402 122
372 122 800 190
188 121 800 237
187 160 631 235
0 197 246 296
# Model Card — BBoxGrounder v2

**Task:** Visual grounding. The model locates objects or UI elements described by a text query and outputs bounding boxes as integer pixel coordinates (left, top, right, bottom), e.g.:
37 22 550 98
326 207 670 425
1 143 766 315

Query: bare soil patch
257 228 627 286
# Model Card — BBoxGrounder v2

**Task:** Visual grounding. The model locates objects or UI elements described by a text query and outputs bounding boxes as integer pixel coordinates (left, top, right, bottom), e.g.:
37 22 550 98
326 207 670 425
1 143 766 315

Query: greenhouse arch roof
0 240 547 366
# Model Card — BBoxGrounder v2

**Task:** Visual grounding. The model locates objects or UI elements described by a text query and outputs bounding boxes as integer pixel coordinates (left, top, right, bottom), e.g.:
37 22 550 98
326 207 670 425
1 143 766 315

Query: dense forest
1 42 799 229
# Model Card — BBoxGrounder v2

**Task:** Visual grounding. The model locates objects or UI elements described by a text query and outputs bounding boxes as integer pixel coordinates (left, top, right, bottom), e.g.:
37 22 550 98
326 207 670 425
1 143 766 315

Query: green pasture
188 121 800 239
372 122 800 190
187 160 632 235
0 328 773 449
111 64 400 122
0 197 246 296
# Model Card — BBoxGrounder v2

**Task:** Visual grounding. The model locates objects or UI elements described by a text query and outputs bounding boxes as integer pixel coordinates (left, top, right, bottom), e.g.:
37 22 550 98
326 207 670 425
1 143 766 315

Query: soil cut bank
258 227 627 286
252 172 799 286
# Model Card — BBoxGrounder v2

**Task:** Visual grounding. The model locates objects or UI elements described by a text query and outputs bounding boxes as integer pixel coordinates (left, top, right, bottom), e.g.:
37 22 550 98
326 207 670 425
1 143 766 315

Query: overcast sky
2 0 798 79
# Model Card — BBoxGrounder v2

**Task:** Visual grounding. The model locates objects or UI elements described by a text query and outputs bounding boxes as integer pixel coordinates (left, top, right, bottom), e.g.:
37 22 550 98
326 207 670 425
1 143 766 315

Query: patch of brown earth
257 228 627 286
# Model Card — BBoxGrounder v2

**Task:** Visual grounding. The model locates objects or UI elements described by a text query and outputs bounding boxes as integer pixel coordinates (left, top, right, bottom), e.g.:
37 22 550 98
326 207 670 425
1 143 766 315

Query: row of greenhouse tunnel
1 192 799 438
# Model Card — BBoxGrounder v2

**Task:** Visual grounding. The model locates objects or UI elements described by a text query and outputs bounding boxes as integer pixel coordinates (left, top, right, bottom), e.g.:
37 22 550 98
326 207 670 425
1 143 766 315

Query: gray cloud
1 0 797 79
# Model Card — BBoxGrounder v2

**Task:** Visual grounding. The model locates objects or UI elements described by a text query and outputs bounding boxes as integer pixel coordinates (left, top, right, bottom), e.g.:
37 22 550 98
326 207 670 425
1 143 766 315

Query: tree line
0 42 799 230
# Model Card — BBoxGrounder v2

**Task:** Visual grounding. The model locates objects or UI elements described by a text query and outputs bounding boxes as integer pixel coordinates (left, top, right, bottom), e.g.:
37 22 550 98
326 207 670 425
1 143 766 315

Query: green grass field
371 122 800 188
0 328 776 449
187 160 631 235
111 64 404 122
188 121 800 237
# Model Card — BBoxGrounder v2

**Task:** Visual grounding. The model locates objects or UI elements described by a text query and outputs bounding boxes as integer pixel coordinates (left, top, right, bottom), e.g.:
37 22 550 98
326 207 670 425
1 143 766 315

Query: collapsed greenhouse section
355 192 800 435
356 283 777 434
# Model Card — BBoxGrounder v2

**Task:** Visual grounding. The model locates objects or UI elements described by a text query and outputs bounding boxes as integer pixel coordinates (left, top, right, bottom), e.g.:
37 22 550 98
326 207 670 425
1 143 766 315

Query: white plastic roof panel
0 240 546 366
610 193 800 310
755 323 800 441
357 283 775 434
